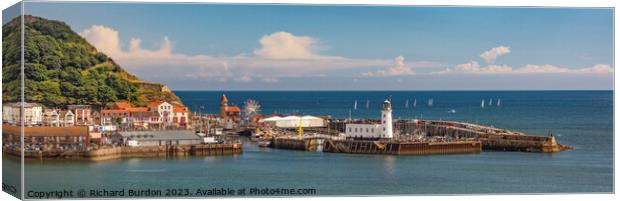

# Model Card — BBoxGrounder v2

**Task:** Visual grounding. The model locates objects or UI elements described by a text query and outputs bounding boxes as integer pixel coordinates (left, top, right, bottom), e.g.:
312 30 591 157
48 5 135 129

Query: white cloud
436 62 613 75
363 56 416 77
253 31 337 60
79 25 612 88
79 25 122 56
79 26 395 83
480 46 511 63
435 60 512 74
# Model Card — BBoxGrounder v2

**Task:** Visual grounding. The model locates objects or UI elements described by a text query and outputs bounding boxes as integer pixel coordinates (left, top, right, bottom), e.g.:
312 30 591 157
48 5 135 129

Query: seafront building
15 99 185 137
67 105 95 125
220 94 241 129
101 101 190 130
345 100 394 139
2 102 43 126
3 125 90 151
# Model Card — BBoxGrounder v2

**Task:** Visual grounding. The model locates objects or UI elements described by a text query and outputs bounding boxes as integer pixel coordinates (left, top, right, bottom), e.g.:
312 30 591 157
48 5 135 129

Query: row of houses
102 101 189 129
2 101 190 130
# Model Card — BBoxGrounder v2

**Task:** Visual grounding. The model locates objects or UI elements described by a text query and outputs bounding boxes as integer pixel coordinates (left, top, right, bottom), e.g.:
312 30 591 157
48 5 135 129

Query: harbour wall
3 144 243 161
330 120 571 153
272 138 481 155
398 120 570 153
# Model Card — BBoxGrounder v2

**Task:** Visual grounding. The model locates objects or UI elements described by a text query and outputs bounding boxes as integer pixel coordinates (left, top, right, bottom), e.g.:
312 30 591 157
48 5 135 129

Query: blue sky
16 2 615 90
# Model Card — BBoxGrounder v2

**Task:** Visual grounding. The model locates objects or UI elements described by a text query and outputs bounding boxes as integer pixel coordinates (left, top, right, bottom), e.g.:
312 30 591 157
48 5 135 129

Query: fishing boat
258 140 271 147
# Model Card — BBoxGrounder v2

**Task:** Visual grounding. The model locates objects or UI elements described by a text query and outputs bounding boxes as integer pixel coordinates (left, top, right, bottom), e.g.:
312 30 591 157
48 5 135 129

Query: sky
12 2 615 90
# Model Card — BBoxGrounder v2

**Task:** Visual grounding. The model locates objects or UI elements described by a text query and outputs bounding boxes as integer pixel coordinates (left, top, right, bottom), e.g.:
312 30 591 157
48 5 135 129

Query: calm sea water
3 91 613 197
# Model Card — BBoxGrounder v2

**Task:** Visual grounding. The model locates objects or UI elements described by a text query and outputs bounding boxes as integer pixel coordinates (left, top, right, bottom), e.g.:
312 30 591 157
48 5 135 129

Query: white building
149 101 174 125
259 115 325 128
345 99 393 139
2 102 43 126
43 109 61 127
60 110 75 127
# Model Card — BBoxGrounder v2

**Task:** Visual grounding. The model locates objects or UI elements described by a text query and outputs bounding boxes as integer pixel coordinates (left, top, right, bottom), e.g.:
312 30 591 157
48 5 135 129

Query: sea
2 91 613 197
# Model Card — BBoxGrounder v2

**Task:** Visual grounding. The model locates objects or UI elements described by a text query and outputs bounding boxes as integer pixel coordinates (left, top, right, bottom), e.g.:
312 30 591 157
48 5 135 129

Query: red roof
101 109 129 114
149 102 164 107
127 107 150 112
226 106 240 113
115 102 131 109
173 107 188 112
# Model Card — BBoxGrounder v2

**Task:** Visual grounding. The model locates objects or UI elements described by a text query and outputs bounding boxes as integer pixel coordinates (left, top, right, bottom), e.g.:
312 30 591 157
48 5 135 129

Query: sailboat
405 99 409 109
489 98 493 106
366 99 370 109
354 100 358 110
497 98 501 107
427 98 434 107
413 98 417 107
481 99 485 108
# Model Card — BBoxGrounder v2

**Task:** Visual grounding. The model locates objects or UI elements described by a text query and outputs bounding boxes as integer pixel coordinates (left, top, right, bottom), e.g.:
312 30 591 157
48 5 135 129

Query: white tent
259 115 325 128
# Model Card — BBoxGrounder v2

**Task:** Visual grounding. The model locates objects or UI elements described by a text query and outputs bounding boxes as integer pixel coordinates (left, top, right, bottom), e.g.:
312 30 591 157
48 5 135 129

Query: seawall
2 144 243 161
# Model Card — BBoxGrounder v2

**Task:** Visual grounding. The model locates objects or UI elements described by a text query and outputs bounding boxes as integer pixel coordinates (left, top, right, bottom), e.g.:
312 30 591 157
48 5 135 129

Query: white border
0 0 617 201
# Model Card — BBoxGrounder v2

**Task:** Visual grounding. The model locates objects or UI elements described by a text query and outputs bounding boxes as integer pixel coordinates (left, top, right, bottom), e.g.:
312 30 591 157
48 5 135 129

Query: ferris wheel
243 99 261 118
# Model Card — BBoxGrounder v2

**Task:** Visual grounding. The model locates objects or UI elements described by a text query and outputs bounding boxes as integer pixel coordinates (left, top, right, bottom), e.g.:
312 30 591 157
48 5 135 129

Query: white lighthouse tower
381 100 393 139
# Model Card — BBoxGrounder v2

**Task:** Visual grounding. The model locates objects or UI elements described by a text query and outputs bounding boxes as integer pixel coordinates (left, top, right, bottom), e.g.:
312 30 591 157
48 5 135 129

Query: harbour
2 90 613 195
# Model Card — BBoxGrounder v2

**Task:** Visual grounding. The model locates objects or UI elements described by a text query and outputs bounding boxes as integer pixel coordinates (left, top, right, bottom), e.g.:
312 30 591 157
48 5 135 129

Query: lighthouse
344 98 394 139
381 100 393 138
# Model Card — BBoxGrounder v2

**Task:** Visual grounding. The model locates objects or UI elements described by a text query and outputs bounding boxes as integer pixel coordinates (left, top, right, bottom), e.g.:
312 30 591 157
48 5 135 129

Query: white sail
413 98 417 107
489 98 493 106
366 99 370 109
354 100 358 110
497 98 501 106
405 99 409 108
428 98 433 107
481 99 485 108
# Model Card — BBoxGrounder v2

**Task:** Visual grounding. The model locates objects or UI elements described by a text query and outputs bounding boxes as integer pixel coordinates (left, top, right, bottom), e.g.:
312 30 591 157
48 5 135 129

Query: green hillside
2 15 184 108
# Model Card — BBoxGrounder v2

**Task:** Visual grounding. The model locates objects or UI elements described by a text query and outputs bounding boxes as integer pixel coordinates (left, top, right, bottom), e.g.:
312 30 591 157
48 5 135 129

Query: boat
489 98 493 106
258 140 271 147
354 100 358 110
448 109 456 114
481 99 485 108
413 98 417 107
497 98 501 106
366 99 370 109
427 98 433 107
405 99 409 108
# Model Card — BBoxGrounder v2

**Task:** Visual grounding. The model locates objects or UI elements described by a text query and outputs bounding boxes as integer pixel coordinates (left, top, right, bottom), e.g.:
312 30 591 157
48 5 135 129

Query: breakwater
396 120 571 153
271 137 481 155
324 140 481 155
328 119 571 153
3 144 243 161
